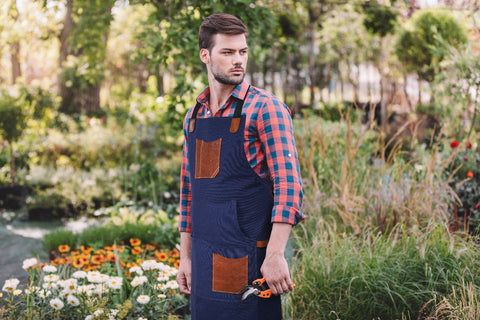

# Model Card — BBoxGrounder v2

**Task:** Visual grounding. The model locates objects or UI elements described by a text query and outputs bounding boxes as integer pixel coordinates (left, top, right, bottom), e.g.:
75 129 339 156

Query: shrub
289 222 480 320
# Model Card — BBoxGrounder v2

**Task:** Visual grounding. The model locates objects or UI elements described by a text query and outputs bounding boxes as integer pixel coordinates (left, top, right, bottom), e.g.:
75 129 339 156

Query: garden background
1 0 480 319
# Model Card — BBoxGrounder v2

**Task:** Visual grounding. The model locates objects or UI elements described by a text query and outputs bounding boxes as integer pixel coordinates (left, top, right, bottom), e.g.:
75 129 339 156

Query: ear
200 48 210 64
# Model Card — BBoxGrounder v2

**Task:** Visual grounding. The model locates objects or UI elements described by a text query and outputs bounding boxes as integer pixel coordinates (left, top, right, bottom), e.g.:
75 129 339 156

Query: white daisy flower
107 277 123 290
22 258 38 270
44 274 60 283
42 265 57 273
129 266 143 275
141 260 159 271
50 298 64 310
136 295 150 304
72 271 87 279
67 294 80 306
130 275 148 287
2 278 20 292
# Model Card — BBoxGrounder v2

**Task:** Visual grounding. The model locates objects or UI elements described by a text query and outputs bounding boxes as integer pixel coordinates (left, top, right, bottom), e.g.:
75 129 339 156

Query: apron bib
187 88 282 320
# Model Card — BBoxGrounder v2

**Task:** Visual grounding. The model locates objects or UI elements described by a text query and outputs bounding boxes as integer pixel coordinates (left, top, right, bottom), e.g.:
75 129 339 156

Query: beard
211 63 245 85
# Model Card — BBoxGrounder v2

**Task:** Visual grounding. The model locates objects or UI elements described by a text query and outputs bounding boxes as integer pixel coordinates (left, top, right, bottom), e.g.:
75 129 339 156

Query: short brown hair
199 13 248 51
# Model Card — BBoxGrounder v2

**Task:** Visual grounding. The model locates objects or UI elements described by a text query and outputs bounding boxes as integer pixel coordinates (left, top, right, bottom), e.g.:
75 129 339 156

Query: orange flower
95 249 106 256
58 245 70 253
467 171 474 178
155 251 168 262
169 249 180 258
107 253 116 262
174 260 180 269
145 244 156 251
113 245 125 253
71 250 79 255
131 247 142 255
73 258 84 268
104 245 114 251
81 257 90 265
83 265 95 272
91 255 103 265
130 238 141 247
81 246 93 253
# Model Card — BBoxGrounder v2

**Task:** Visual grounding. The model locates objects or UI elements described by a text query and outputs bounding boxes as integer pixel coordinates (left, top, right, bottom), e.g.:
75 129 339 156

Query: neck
208 75 236 115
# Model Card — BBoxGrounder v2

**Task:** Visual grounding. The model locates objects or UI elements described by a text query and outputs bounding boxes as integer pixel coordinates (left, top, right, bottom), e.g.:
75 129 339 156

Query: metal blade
241 287 259 301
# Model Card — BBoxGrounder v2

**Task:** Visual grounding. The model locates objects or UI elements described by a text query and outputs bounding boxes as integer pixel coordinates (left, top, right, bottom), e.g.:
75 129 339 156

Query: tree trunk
271 46 277 96
155 65 165 96
8 140 15 186
77 83 101 113
308 24 315 106
403 74 412 111
9 0 21 84
58 0 74 113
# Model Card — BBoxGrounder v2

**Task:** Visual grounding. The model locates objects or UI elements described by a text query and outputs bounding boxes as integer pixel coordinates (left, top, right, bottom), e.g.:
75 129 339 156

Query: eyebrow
219 47 249 51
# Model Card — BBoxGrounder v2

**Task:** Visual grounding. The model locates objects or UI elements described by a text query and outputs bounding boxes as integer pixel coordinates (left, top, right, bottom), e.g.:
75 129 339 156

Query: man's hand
177 258 192 294
260 223 294 295
176 232 192 294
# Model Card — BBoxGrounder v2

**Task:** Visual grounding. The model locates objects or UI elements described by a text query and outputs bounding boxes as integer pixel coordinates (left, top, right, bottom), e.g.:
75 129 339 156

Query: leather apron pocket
212 253 248 294
195 138 222 179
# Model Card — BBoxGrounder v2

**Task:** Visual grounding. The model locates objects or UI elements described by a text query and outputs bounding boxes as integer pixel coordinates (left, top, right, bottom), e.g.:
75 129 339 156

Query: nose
232 52 244 65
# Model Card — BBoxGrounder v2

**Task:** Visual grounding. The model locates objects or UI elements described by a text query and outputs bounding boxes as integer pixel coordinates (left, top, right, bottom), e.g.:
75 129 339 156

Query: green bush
42 206 179 253
290 222 480 320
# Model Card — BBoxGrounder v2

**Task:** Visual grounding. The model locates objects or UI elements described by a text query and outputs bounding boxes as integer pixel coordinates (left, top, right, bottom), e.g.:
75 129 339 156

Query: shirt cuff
271 205 305 226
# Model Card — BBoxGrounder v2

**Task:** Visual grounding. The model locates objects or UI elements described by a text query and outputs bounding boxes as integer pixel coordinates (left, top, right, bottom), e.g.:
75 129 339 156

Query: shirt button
288 153 292 157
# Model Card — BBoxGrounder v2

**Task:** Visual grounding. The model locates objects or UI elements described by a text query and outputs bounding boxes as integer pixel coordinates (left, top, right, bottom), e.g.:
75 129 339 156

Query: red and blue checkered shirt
178 80 304 233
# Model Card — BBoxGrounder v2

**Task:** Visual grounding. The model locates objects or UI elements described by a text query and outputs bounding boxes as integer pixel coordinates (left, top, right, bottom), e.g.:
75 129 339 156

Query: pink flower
476 203 480 210
467 142 472 149
450 140 459 148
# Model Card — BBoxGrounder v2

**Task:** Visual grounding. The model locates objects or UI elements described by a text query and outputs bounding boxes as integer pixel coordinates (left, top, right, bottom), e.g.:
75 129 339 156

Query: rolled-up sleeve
178 114 192 233
257 97 304 225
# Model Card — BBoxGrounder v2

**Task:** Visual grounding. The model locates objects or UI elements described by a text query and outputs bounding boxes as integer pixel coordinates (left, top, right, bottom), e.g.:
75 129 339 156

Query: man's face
202 33 248 86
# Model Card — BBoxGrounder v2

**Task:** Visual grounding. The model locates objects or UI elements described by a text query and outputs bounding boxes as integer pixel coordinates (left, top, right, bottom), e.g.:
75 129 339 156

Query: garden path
0 224 45 287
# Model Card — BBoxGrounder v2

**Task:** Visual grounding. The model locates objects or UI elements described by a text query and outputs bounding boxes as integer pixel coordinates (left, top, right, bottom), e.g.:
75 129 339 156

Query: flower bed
0 239 188 319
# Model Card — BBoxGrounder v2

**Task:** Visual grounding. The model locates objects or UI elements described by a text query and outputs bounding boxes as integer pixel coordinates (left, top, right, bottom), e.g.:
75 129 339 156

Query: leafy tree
395 9 468 84
0 86 53 186
54 0 116 114
363 1 398 129
0 90 28 186
133 0 278 133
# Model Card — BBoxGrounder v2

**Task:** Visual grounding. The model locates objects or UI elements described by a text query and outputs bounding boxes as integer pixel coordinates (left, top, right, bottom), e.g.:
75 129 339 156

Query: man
176 13 304 320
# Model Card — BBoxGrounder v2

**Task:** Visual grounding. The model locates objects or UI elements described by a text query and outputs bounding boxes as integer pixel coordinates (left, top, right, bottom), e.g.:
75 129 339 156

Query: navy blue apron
187 87 282 320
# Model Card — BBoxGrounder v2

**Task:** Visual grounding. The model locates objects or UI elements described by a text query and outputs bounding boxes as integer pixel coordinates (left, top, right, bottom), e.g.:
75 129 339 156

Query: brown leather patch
256 240 269 248
189 119 196 133
230 118 241 133
212 253 248 293
195 138 221 179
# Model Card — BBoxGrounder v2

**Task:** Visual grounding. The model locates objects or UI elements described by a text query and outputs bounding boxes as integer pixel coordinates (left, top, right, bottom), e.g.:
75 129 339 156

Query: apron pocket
212 253 248 294
195 138 222 179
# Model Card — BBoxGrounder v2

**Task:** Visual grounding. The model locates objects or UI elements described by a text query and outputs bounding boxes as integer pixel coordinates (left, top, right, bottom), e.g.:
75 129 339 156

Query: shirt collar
196 79 250 105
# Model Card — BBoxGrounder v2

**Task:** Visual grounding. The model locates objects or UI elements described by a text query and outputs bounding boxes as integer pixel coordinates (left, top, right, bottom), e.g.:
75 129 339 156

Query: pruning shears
239 277 295 301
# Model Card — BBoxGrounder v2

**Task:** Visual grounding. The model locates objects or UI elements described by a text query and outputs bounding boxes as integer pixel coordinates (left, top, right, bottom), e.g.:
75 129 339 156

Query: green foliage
395 9 468 82
363 3 398 37
42 206 179 253
0 90 28 144
67 0 117 86
291 222 480 320
446 137 480 233
134 0 280 131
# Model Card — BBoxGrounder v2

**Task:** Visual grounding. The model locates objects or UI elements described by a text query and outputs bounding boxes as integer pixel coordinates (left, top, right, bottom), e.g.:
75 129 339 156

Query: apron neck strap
189 85 250 133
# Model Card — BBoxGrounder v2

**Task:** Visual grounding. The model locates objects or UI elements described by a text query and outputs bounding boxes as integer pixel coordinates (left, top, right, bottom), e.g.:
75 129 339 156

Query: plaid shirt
178 80 304 233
